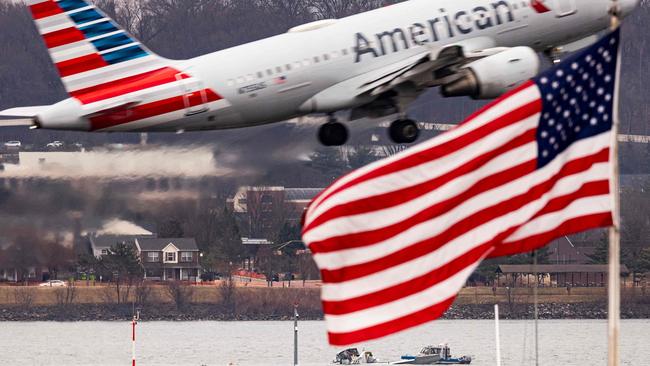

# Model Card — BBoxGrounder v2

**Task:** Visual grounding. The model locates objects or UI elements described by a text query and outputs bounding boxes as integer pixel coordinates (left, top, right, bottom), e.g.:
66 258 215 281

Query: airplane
0 0 639 146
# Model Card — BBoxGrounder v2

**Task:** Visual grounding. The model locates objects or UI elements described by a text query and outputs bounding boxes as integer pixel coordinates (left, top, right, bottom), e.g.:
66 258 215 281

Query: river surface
0 320 647 366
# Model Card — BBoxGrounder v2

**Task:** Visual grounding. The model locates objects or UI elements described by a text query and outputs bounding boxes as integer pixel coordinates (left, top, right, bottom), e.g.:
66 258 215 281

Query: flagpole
608 2 621 366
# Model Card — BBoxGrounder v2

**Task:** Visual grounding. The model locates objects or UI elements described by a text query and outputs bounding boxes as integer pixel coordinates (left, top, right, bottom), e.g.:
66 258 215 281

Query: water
0 320 647 366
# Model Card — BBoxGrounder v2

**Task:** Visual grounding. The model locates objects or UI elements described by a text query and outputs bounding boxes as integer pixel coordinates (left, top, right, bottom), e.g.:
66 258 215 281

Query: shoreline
1 301 649 322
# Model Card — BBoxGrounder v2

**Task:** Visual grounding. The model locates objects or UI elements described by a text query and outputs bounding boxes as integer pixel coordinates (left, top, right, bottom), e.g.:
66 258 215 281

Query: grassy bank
0 285 648 322
1 285 649 306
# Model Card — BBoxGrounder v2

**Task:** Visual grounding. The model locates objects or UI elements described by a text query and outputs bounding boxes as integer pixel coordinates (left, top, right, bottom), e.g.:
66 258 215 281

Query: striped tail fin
28 0 172 95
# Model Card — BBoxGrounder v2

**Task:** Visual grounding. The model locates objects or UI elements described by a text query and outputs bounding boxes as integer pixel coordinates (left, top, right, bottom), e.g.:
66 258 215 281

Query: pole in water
294 303 299 366
132 309 140 366
494 304 501 366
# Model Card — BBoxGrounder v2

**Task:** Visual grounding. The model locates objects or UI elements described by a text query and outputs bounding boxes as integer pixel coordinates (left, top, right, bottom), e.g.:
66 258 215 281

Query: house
88 234 155 258
496 264 630 287
135 238 201 281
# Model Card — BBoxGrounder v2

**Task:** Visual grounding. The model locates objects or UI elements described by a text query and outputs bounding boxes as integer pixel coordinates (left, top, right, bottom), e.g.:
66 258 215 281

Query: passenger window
276 66 282 73
257 72 263 78
314 56 320 63
323 54 330 61
267 69 273 76
341 49 348 56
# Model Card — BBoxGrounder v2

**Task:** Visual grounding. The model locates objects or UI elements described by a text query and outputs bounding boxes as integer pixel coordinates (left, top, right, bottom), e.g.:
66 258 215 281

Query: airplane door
175 73 209 116
554 0 577 17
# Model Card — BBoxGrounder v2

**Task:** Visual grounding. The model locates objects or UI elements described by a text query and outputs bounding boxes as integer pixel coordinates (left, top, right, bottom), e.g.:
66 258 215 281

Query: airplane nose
618 0 639 18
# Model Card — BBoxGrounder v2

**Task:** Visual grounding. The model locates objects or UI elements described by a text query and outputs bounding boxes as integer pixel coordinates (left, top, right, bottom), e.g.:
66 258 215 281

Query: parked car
4 141 21 148
46 141 64 148
38 280 67 287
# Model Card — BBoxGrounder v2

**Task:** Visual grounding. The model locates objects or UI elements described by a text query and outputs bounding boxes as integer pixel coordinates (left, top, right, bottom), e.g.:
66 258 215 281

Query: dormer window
166 252 176 262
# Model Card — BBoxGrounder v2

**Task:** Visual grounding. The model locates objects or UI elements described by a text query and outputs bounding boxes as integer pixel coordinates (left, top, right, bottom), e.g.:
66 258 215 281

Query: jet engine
441 47 540 99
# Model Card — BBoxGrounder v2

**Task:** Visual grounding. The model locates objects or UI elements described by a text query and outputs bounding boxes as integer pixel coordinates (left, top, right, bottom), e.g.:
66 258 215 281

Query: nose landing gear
389 118 420 144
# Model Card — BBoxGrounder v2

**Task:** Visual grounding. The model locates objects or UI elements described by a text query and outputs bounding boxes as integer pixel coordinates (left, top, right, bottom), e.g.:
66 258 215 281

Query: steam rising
1 146 231 179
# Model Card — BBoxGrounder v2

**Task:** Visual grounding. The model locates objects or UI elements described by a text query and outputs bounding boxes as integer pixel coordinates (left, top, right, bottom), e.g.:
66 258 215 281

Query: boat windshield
420 346 441 355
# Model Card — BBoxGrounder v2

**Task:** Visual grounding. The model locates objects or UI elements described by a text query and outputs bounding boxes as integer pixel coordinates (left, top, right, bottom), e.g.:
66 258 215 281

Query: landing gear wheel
318 122 349 146
389 119 420 144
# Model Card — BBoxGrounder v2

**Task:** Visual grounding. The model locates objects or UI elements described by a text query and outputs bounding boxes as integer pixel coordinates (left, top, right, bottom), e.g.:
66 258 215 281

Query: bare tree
13 288 35 309
164 281 194 310
218 277 237 315
54 281 77 307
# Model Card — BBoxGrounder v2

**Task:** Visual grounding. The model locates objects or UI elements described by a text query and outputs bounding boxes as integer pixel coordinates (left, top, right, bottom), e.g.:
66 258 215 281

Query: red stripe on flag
305 129 536 233
322 243 494 316
29 1 63 20
43 27 86 49
491 212 613 258
71 67 188 104
307 99 542 218
327 296 456 346
313 148 609 264
532 179 610 219
56 54 109 78
89 89 221 130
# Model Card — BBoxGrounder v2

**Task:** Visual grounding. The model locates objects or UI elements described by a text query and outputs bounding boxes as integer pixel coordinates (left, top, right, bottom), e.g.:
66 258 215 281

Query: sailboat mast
607 1 621 366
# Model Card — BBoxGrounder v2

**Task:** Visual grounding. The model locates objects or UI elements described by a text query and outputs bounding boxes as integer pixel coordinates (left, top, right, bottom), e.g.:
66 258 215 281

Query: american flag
301 29 620 346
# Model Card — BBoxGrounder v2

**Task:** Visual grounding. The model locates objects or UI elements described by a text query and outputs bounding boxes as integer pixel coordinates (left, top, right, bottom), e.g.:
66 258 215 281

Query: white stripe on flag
504 195 612 243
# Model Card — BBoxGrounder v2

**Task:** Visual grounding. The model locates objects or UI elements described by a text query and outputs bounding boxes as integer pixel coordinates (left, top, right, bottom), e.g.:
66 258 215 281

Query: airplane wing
359 37 505 97
0 106 48 127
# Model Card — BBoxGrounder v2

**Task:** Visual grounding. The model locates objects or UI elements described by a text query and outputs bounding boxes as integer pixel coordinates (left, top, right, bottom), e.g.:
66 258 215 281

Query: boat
395 344 471 365
333 348 379 364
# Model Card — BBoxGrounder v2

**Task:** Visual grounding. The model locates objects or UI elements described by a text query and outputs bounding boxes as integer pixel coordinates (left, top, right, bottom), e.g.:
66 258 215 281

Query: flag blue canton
534 29 620 168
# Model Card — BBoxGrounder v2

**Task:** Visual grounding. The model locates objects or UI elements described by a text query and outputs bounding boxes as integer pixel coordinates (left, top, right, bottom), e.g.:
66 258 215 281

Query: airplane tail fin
27 0 173 97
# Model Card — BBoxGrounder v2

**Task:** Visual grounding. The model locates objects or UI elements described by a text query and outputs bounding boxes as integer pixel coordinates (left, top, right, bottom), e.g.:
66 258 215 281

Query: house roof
90 235 154 250
497 264 629 274
137 238 199 251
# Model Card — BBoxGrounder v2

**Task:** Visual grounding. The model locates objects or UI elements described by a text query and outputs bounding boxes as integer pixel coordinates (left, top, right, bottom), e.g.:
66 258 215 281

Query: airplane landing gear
318 119 348 146
389 119 420 144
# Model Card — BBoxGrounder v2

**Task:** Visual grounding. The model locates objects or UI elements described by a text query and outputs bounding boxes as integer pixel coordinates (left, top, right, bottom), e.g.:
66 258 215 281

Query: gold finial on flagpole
610 0 621 29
